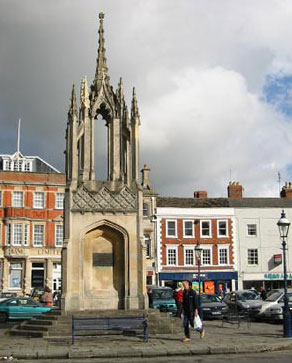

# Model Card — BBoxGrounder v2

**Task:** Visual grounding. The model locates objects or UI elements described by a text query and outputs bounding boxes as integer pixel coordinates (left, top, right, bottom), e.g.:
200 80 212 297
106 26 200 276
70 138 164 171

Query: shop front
1 247 61 295
242 272 292 292
159 271 238 294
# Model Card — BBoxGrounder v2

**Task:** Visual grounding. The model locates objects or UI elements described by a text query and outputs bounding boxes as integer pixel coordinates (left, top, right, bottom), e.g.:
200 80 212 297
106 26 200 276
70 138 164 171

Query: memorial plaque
92 253 113 267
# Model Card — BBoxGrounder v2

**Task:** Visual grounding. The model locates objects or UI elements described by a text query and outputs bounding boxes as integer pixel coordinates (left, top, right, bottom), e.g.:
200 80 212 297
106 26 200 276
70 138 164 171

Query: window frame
33 224 45 247
248 248 259 265
183 220 194 238
218 245 229 265
144 234 151 258
55 193 64 210
166 245 178 266
201 246 212 266
33 192 45 209
184 245 195 266
142 203 149 217
217 220 228 238
166 220 177 238
247 224 257 237
12 191 23 207
200 220 212 238
55 224 63 247
9 262 23 289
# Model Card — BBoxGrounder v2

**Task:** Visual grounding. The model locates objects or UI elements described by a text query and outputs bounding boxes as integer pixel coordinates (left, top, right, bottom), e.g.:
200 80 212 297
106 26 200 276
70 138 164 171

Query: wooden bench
72 316 148 344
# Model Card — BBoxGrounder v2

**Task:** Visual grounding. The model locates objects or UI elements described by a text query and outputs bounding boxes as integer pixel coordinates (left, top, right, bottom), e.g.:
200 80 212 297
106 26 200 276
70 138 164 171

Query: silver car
223 290 263 316
258 289 292 321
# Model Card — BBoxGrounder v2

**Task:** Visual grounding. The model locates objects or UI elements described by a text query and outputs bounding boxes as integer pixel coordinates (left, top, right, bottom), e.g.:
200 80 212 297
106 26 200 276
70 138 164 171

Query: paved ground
0 319 292 360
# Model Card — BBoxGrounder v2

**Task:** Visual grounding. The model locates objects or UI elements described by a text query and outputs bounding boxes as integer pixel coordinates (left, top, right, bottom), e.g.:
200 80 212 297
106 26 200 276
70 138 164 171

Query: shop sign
264 273 292 280
37 248 61 256
274 254 282 264
4 247 27 257
192 274 206 279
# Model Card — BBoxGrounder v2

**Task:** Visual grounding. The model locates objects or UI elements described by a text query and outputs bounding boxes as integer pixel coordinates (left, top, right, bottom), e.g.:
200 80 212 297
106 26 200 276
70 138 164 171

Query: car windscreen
238 292 258 301
200 294 221 303
152 289 173 299
266 291 282 302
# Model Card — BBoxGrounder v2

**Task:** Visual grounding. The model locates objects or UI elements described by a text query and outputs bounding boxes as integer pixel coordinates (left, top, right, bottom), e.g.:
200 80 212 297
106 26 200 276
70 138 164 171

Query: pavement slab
1 319 292 359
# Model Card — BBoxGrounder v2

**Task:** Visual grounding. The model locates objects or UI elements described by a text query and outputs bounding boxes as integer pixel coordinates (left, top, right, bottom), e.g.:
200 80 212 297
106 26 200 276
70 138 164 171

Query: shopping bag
193 314 202 331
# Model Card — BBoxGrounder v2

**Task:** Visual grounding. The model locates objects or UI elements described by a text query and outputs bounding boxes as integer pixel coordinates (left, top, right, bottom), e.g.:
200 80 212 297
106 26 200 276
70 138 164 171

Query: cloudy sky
1 0 292 198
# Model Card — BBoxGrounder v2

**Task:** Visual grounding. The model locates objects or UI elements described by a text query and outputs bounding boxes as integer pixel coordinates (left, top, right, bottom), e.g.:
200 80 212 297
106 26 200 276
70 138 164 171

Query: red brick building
156 194 237 293
0 152 65 295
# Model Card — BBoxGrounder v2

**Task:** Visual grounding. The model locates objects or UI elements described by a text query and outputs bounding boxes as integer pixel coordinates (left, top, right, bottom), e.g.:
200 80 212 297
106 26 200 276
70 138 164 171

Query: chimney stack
228 182 243 199
280 182 292 199
194 191 208 199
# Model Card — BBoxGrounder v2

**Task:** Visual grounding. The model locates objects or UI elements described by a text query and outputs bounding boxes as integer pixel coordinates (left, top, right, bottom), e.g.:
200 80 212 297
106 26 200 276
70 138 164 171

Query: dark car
200 293 228 319
223 290 263 317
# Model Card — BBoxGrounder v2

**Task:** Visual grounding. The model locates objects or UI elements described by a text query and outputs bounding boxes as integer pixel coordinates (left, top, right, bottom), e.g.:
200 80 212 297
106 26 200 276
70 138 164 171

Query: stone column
46 259 53 290
23 258 31 295
2 258 9 291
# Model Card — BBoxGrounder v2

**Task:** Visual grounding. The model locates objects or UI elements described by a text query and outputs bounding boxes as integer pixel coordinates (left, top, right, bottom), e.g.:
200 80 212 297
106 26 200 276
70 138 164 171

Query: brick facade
0 171 65 295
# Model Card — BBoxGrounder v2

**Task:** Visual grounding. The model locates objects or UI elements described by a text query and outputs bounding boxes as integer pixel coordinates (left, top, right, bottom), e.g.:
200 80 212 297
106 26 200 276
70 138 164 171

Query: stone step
27 319 54 326
20 324 50 332
9 329 46 338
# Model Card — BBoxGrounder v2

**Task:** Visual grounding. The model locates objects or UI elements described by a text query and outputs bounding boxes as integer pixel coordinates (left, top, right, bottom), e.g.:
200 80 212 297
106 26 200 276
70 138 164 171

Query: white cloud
141 66 292 197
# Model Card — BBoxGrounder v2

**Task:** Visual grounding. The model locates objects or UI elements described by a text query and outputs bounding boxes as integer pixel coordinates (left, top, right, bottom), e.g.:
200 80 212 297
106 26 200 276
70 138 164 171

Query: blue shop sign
264 273 292 280
159 271 238 281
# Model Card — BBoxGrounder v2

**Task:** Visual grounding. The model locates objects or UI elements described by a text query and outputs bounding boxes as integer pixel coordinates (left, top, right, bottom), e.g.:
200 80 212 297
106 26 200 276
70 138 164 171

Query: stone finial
117 77 124 103
131 87 140 124
68 84 78 118
141 164 151 189
94 12 109 87
80 76 90 108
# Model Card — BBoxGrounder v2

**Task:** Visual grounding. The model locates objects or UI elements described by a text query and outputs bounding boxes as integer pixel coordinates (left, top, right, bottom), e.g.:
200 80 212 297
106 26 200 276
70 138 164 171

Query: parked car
200 293 228 319
223 290 263 316
258 289 292 321
0 297 51 322
149 286 177 314
0 292 18 303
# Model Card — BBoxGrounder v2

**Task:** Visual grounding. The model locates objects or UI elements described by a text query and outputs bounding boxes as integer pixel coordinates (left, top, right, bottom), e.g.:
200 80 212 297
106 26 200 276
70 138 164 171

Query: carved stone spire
80 76 90 108
93 12 110 90
117 77 124 104
131 87 140 124
68 84 78 119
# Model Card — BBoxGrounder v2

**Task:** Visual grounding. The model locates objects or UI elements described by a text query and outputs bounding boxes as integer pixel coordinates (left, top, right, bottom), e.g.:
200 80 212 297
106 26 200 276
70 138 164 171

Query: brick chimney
227 182 243 199
280 182 292 199
194 191 208 199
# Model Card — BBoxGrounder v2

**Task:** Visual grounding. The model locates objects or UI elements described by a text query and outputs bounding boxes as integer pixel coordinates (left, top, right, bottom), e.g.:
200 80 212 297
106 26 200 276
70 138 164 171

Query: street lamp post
277 210 292 338
195 242 203 319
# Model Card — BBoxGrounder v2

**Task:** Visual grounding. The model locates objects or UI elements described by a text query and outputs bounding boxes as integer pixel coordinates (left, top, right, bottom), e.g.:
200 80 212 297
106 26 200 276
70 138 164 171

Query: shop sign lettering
5 247 25 256
37 248 61 255
264 273 292 280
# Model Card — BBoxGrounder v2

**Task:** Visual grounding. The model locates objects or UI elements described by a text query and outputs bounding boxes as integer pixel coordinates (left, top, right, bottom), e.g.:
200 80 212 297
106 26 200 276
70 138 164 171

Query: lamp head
277 210 290 239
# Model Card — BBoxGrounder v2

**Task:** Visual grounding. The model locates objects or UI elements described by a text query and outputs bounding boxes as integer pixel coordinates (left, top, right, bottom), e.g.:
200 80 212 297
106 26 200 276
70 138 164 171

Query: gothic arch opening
83 224 126 309
94 114 108 180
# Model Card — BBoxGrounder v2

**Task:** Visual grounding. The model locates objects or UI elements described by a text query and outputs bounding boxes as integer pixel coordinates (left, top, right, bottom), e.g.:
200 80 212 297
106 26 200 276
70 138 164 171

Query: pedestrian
174 282 184 318
41 285 53 307
182 280 205 342
218 284 224 300
260 286 267 300
147 287 153 308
